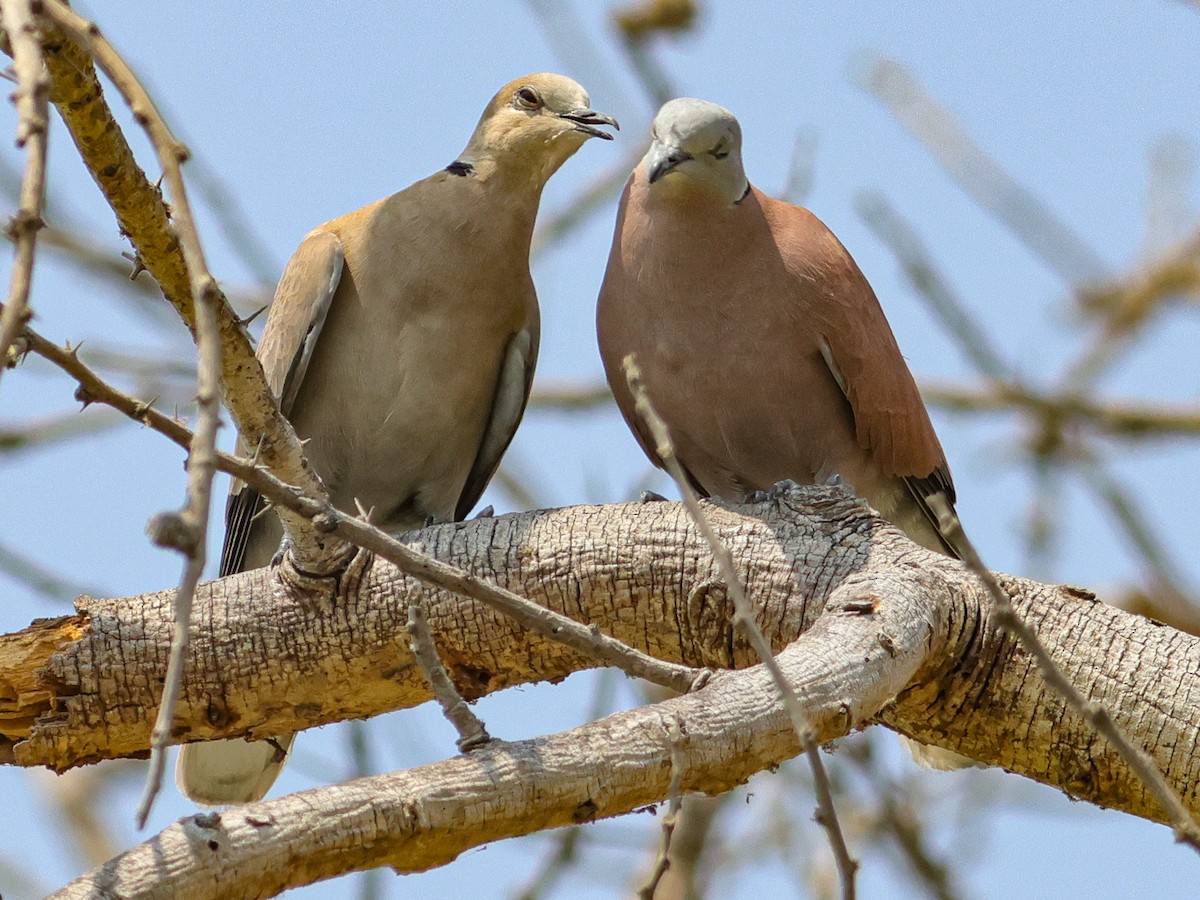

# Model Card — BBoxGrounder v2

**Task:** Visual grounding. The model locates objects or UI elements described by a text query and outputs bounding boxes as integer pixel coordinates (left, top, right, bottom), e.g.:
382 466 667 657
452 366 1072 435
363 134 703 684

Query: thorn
639 490 668 504
239 304 268 328
353 498 374 521
472 504 495 519
133 397 159 420
120 250 147 281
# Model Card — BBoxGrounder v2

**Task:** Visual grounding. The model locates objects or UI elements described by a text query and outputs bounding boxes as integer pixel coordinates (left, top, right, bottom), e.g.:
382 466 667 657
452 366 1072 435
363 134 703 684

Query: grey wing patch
454 329 537 521
903 467 964 559
220 231 345 576
817 334 848 395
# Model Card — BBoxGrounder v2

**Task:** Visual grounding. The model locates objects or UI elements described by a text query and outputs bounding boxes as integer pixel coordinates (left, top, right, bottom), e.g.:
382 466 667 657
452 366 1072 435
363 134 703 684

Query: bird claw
269 536 293 568
745 479 803 505
766 479 799 500
472 504 495 519
639 490 669 504
823 473 854 493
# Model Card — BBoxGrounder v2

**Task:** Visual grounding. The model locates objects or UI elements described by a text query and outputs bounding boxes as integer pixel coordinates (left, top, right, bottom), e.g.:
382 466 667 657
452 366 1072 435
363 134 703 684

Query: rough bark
2 488 1197 835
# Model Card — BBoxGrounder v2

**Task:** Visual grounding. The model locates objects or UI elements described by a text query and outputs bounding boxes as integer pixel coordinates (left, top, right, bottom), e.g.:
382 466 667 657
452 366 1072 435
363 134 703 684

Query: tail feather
176 733 295 805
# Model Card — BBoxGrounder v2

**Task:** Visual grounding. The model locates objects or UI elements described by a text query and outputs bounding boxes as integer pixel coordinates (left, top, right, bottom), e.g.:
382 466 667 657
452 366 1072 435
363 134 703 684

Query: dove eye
710 143 729 160
515 87 543 109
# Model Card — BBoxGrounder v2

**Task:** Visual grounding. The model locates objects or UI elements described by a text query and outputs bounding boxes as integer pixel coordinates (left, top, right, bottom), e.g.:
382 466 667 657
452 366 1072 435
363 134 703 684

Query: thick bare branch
0 491 1197 837
49 558 929 900
22 324 704 704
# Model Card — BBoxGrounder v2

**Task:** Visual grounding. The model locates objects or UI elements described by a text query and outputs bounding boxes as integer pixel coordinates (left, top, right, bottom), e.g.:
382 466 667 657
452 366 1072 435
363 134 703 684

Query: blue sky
1 1 1198 896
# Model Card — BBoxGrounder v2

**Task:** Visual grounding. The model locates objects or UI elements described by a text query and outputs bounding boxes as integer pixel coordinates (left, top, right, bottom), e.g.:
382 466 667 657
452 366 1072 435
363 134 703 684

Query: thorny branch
0 0 48 382
23 0 342 572
637 717 686 899
134 271 222 827
22 323 708 697
18 0 223 827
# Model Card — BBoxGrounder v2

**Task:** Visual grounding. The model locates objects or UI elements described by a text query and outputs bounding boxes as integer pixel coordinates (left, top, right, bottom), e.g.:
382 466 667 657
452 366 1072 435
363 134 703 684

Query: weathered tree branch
2 490 1197 838
46 637 872 899
25 490 1199 898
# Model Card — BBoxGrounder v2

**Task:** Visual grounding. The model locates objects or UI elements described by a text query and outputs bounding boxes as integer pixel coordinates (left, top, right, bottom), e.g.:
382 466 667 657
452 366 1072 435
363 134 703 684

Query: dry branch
0 0 48 380
1 492 1198 835
49 622 884 900
28 501 1200 897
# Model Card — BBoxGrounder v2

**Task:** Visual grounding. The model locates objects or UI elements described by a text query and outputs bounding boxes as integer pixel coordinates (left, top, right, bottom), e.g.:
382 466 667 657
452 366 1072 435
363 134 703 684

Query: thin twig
527 381 614 411
523 0 634 115
185 154 280 289
406 602 492 752
531 143 646 257
1140 136 1194 261
637 717 686 900
37 0 228 828
1075 455 1195 603
0 0 49 382
0 405 124 456
778 127 819 206
920 380 1200 439
514 828 585 900
135 274 223 830
925 493 1200 852
24 324 707 697
1065 226 1200 389
623 354 858 900
840 740 963 900
613 0 694 108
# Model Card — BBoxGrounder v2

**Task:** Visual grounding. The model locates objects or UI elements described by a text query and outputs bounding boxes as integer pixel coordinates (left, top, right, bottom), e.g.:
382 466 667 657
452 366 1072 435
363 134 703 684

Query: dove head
642 98 748 205
461 73 618 185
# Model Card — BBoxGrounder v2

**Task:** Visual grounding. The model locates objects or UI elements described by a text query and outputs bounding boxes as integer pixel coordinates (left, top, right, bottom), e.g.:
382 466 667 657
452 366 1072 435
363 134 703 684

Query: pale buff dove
177 73 617 804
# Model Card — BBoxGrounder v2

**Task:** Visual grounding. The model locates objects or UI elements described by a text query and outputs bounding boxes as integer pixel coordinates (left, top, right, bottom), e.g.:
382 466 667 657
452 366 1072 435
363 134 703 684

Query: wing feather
220 230 344 575
794 206 963 557
454 328 538 521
